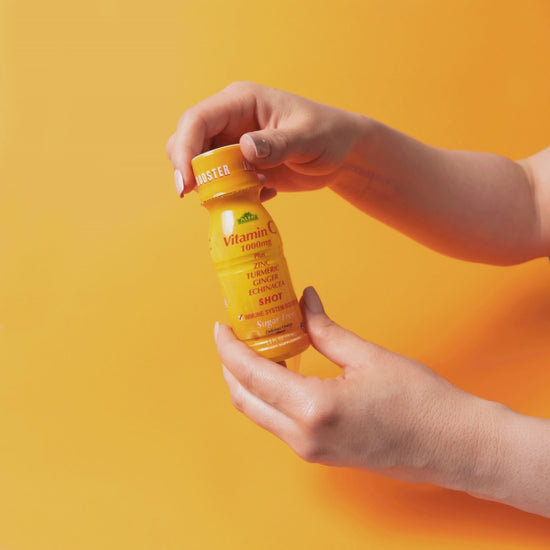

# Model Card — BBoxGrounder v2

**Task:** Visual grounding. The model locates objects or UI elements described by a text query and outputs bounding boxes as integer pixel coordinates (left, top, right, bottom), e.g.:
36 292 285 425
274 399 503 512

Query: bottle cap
191 144 261 203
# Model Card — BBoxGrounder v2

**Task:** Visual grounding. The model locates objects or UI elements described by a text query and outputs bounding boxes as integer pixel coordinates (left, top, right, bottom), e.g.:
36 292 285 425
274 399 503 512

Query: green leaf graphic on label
237 211 259 224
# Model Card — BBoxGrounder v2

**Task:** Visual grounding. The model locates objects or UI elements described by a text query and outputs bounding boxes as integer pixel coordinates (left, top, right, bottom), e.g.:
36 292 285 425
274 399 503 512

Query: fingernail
303 286 324 314
259 187 277 202
214 321 220 342
174 169 185 197
245 134 271 159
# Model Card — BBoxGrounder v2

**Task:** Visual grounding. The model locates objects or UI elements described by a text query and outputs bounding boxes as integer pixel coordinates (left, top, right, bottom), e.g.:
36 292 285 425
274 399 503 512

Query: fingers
221 365 296 441
239 125 322 170
257 174 278 202
300 287 384 370
166 81 330 196
215 323 311 420
166 82 262 194
216 323 344 464
259 187 277 202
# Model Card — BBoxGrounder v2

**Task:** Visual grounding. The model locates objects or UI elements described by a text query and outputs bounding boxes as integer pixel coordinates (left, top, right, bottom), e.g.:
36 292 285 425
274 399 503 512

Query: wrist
328 113 380 193
403 391 510 496
452 397 510 497
470 404 550 515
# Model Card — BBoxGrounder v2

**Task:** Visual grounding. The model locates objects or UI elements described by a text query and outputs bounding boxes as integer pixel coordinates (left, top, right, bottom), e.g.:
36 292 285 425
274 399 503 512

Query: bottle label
210 211 305 344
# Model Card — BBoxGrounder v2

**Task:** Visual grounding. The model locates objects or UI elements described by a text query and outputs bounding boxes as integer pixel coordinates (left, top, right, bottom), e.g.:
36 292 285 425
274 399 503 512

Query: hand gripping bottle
192 144 309 363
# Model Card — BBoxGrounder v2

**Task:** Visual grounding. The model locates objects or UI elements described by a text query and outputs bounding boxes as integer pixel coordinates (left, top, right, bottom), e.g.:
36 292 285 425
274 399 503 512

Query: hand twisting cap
191 144 261 203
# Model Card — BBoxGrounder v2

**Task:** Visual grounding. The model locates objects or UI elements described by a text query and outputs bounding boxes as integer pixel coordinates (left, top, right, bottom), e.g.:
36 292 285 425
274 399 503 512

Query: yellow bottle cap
191 144 261 203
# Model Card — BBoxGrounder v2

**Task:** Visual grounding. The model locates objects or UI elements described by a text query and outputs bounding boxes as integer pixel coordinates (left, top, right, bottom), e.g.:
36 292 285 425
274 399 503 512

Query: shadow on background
321 266 550 544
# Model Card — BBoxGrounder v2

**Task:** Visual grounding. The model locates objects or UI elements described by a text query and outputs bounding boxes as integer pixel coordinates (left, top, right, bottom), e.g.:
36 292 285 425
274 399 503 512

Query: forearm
331 116 545 265
405 394 550 517
472 405 550 516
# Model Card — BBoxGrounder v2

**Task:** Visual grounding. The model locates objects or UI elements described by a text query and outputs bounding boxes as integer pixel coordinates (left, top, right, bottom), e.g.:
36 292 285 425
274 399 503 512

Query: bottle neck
202 184 262 211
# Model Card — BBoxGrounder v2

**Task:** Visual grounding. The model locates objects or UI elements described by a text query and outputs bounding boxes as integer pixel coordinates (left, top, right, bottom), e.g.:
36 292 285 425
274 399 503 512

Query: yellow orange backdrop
1 0 550 548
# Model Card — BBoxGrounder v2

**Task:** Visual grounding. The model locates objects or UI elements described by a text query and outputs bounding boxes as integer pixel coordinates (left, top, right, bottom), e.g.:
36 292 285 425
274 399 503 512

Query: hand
215 286 504 494
166 81 366 197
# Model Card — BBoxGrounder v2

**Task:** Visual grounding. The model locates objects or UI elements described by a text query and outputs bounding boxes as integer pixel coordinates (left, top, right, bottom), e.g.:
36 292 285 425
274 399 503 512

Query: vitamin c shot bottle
191 144 309 363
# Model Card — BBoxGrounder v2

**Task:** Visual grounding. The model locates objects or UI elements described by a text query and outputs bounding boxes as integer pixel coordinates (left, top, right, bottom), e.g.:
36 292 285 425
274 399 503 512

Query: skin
166 81 550 517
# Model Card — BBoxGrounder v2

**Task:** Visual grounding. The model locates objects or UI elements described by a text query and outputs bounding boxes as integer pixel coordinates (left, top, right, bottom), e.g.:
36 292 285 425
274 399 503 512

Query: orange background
1 0 550 548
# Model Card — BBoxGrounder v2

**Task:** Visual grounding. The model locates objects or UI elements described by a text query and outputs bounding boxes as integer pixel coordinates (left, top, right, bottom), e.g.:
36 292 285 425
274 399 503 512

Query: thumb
300 287 382 370
240 128 315 168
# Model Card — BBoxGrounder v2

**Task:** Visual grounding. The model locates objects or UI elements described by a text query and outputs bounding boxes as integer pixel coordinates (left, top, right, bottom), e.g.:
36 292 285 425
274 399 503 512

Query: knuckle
177 105 203 131
223 81 259 109
236 352 261 395
309 318 339 346
229 386 245 413
225 80 255 94
177 107 194 128
165 134 175 157
273 130 290 155
239 354 254 384
300 389 339 435
294 438 325 464
293 382 341 464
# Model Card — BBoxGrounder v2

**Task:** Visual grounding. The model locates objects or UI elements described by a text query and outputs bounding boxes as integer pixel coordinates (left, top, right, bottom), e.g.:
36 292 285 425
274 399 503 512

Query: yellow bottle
192 144 309 363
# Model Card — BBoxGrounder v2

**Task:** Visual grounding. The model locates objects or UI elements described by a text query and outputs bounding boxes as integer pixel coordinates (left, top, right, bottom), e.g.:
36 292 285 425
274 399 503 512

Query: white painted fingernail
174 169 184 197
214 321 220 342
